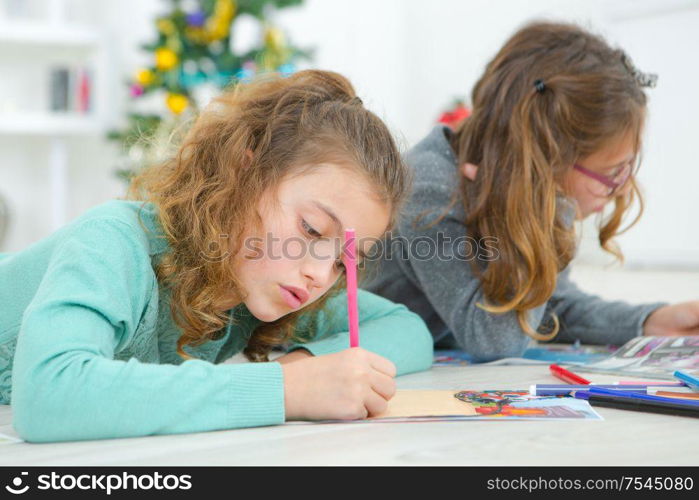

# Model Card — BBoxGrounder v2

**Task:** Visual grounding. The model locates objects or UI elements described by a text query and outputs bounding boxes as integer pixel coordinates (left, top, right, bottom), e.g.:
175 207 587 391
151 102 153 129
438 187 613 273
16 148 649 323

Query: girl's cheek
572 178 595 202
311 276 341 303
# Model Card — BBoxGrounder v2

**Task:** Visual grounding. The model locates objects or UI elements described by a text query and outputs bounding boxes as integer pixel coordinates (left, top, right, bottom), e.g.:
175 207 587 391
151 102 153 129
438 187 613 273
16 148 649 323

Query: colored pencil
585 394 699 418
549 363 591 385
673 370 699 392
530 384 680 397
344 229 360 348
618 380 684 385
653 391 699 400
588 387 699 407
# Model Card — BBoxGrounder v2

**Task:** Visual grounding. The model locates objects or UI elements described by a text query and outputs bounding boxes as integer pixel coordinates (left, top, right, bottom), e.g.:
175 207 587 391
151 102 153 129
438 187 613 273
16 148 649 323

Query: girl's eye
301 219 322 238
611 164 625 176
609 159 632 178
600 165 620 177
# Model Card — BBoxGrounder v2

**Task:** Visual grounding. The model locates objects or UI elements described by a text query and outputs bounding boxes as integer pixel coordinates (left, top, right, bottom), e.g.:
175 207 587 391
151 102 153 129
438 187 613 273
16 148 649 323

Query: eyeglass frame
572 157 638 196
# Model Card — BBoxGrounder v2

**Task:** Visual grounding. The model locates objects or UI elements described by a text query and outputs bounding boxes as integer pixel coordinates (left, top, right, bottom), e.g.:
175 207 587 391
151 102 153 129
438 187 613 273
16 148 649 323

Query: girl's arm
286 289 434 375
11 219 285 443
547 267 667 344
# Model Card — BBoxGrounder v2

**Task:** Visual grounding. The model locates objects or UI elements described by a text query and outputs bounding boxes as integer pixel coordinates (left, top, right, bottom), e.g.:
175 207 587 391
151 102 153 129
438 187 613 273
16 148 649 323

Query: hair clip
620 53 658 88
533 79 546 93
351 96 363 105
635 72 658 88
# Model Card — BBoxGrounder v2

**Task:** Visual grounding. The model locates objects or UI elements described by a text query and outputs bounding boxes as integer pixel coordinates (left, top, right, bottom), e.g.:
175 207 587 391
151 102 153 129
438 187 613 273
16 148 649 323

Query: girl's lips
279 285 309 309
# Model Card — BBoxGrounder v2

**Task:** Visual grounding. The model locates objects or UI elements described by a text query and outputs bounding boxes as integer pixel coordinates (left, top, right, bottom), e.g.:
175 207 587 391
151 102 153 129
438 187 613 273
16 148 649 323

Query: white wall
603 5 699 268
275 0 412 147
1 0 698 270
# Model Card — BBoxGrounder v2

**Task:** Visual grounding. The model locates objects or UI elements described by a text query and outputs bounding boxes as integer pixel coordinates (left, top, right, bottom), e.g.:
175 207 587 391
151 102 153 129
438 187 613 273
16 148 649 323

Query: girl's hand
643 301 699 336
281 348 397 421
275 349 312 364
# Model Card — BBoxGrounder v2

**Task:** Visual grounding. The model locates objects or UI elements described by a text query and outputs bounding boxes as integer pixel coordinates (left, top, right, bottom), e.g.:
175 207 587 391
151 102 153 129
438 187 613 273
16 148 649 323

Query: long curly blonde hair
127 70 408 361
449 22 648 340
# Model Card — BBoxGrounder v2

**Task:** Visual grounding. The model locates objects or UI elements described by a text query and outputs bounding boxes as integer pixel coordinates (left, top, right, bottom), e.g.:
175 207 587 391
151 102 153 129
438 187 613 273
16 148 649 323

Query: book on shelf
49 65 92 114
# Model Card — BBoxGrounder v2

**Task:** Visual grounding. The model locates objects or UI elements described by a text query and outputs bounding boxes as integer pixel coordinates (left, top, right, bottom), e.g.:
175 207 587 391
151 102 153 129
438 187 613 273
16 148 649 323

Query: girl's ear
460 162 479 181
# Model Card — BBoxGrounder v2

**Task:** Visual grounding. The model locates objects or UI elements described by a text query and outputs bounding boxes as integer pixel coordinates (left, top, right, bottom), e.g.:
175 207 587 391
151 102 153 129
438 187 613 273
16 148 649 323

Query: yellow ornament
155 48 178 71
261 26 290 70
166 93 189 114
214 0 236 19
208 20 229 41
264 27 285 52
135 68 155 86
156 18 176 36
183 0 236 45
207 0 235 41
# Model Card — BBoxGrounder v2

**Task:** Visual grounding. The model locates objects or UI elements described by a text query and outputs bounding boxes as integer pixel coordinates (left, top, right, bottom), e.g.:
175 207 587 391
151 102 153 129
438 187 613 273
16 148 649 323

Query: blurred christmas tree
108 0 309 182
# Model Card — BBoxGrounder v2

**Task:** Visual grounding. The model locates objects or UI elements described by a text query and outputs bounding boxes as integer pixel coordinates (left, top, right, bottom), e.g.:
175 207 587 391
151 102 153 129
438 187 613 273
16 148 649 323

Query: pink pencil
344 229 360 348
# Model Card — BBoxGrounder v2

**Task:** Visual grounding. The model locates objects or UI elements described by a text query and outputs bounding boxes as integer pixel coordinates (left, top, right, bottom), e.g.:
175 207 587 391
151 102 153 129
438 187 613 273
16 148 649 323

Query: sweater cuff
634 302 668 338
226 361 285 427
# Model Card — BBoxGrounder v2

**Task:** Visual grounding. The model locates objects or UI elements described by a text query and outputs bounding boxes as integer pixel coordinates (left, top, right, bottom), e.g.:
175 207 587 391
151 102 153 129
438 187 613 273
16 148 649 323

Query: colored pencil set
538 364 699 418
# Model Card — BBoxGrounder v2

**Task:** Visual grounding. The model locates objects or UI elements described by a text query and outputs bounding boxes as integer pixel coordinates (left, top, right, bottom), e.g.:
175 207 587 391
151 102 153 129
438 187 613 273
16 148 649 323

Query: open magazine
574 335 699 380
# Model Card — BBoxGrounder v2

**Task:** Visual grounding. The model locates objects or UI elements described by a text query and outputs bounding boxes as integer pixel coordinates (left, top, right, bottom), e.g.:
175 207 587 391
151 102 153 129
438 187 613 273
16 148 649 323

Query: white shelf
0 22 100 48
0 113 102 135
0 0 111 232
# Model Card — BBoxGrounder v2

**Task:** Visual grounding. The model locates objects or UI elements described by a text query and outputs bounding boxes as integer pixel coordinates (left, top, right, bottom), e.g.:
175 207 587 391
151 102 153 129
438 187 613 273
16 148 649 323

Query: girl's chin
578 204 606 219
245 301 286 322
587 205 606 217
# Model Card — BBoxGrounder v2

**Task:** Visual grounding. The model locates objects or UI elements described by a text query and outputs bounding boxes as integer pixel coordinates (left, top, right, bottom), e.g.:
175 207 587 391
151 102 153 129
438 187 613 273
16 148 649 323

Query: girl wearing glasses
366 21 696 360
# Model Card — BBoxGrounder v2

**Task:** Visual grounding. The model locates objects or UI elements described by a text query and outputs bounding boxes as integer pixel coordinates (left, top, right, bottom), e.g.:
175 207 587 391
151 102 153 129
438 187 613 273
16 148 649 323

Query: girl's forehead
585 131 638 165
268 164 391 237
287 161 370 182
279 163 378 201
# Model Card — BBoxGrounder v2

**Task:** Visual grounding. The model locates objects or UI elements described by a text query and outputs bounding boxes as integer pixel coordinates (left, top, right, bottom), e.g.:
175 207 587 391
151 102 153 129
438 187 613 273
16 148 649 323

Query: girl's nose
301 255 337 290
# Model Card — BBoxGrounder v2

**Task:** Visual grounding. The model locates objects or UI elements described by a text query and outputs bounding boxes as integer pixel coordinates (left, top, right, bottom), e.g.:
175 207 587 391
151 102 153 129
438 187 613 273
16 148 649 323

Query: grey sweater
363 125 665 361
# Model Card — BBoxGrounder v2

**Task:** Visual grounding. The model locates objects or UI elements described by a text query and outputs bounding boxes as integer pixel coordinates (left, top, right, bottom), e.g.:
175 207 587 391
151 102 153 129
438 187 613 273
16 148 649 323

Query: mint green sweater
0 200 433 443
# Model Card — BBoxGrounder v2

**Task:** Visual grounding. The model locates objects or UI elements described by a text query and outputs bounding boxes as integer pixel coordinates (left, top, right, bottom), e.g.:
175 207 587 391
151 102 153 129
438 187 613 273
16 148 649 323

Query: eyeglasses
572 158 638 197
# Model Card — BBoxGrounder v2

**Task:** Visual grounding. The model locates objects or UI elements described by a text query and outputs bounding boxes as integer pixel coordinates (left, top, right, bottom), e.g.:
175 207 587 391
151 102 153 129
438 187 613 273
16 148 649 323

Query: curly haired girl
2 70 433 442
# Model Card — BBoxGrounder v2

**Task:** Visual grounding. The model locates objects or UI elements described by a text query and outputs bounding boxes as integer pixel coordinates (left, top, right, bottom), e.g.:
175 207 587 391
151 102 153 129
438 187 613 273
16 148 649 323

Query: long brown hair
127 70 408 361
449 21 649 339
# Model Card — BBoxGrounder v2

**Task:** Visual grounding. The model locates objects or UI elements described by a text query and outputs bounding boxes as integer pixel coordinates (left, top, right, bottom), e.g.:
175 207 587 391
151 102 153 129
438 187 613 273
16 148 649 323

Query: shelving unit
0 113 102 135
0 21 100 47
0 0 110 231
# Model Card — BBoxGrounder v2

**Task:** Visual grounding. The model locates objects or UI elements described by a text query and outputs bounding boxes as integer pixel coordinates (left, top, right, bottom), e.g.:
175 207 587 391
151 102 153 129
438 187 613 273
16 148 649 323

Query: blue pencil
673 370 699 392
588 387 699 407
530 383 682 396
